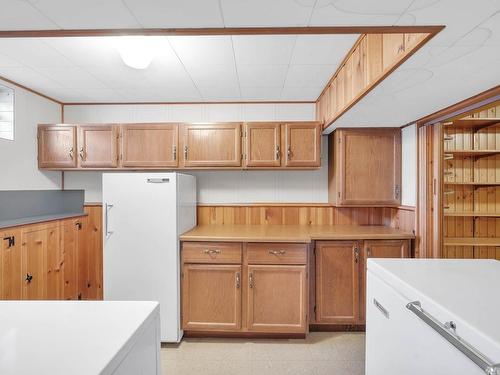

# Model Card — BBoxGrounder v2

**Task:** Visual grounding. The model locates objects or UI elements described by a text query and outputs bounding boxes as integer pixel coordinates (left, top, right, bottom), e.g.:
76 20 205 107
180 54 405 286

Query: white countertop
368 259 500 347
0 301 159 375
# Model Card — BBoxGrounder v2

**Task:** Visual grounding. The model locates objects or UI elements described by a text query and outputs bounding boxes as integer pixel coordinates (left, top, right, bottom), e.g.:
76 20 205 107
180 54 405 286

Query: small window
0 84 14 141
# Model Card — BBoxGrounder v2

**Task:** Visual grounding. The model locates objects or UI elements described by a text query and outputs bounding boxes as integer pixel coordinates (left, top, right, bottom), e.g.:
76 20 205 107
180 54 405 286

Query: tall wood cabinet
330 128 401 206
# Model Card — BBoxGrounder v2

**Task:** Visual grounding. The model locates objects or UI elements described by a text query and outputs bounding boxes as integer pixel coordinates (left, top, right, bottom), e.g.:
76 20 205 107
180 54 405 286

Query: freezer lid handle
406 301 500 375
147 178 170 183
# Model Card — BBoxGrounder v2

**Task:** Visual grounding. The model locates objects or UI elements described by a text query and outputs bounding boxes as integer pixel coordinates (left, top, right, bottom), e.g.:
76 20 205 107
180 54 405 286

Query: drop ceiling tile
238 65 288 88
0 67 63 90
169 36 235 66
232 36 296 65
240 87 283 101
284 65 334 88
0 0 56 30
118 86 202 102
71 88 125 102
30 0 140 28
220 0 315 27
34 67 107 89
281 87 322 101
185 64 238 88
198 86 241 101
84 64 157 89
291 34 359 65
123 0 224 27
0 53 23 68
0 39 73 68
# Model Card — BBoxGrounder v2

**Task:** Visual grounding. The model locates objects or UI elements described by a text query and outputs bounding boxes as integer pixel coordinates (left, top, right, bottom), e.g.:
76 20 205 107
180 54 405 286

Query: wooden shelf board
444 212 500 217
445 118 500 131
444 181 500 186
444 150 500 157
443 238 500 246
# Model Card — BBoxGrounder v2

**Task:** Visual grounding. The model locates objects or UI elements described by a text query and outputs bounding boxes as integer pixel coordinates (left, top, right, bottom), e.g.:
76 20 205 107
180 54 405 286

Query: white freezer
102 172 196 343
366 259 500 375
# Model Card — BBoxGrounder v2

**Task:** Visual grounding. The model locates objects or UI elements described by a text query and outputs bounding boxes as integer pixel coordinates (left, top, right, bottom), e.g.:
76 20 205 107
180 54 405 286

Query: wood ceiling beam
0 26 444 38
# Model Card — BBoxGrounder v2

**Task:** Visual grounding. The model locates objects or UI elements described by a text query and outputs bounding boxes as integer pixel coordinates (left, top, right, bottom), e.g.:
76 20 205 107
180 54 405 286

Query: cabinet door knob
236 272 240 289
276 145 280 160
173 145 177 160
69 147 74 159
367 248 371 257
287 146 292 159
249 272 254 288
79 147 85 160
354 248 359 263
25 273 33 283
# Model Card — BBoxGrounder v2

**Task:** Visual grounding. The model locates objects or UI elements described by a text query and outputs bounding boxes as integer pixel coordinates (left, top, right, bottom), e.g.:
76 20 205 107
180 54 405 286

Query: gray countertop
0 212 87 230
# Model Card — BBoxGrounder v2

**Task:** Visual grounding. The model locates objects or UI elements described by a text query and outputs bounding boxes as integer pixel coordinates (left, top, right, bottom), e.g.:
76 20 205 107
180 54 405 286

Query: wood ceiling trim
0 26 444 38
0 73 62 104
415 85 500 126
63 101 316 106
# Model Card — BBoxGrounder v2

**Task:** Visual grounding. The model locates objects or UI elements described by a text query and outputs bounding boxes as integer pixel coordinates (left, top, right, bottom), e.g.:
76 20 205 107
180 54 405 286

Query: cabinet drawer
246 243 308 265
182 242 242 264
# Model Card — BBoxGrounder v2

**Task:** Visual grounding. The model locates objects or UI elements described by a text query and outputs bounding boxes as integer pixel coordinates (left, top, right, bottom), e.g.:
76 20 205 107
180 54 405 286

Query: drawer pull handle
269 250 286 255
204 249 221 255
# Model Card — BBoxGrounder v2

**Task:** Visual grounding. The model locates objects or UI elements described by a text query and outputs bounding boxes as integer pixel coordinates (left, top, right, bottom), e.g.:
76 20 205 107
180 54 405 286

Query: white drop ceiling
0 0 499 127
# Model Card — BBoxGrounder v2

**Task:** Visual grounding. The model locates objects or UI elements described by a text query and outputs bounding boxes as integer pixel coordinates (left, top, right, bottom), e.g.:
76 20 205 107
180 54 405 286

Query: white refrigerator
366 259 500 375
102 172 196 343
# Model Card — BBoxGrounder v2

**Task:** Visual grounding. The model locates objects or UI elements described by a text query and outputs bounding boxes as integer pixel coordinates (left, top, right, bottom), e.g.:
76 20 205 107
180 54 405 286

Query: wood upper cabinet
182 264 242 331
359 239 409 322
121 124 179 168
78 125 118 168
38 125 77 168
331 128 401 206
0 228 22 300
284 122 321 167
315 241 360 324
244 123 281 167
246 265 307 333
183 123 242 167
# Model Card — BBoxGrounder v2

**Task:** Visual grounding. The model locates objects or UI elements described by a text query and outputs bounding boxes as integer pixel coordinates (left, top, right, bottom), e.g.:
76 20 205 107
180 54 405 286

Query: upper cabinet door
183 123 241 167
284 122 321 167
245 123 281 167
121 124 179 168
334 128 401 206
78 125 118 168
38 125 77 168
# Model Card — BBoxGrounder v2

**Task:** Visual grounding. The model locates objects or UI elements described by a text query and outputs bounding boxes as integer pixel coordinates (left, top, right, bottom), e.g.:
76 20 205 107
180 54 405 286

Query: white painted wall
63 103 329 204
0 79 62 190
401 124 417 206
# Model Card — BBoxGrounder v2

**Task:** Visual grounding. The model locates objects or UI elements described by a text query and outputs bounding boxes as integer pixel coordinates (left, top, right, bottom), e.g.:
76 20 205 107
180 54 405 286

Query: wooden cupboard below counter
37 121 322 170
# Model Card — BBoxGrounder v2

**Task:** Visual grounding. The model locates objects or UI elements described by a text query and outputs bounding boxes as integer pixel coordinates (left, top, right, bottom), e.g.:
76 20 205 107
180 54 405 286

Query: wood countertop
180 224 414 243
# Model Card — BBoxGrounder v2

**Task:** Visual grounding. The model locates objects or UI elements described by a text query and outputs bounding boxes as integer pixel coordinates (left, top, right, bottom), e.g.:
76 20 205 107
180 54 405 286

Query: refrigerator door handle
105 203 114 237
147 178 170 183
407 301 500 375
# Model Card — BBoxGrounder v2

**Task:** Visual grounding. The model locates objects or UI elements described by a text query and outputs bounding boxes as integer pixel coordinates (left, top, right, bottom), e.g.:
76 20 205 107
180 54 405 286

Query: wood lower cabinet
244 122 281 167
182 264 242 331
0 228 23 299
331 128 401 206
181 241 309 336
38 125 77 168
1 213 103 301
78 125 118 168
315 241 360 324
359 239 409 322
247 265 307 333
121 124 179 168
183 123 242 167
284 122 321 167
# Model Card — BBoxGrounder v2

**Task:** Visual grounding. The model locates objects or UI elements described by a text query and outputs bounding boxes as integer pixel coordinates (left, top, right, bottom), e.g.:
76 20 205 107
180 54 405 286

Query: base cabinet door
0 229 23 299
246 265 307 333
360 239 409 322
182 264 241 331
60 220 80 300
78 125 118 168
315 241 360 324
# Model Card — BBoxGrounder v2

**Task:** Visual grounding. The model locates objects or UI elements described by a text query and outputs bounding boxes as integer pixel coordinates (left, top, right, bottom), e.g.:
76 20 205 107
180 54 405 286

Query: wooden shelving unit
440 107 500 259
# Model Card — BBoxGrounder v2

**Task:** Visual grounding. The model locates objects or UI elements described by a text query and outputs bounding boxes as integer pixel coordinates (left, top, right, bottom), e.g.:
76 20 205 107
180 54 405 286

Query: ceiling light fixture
113 36 161 70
